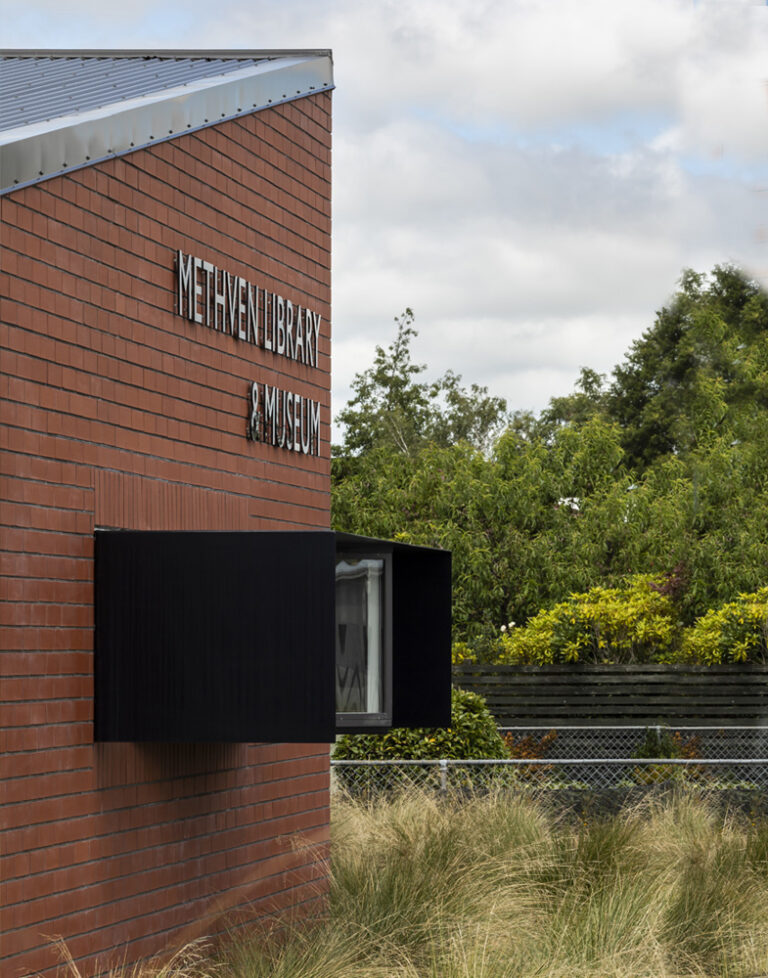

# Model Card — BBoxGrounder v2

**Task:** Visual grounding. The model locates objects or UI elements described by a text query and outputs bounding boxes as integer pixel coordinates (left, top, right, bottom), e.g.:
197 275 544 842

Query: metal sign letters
175 250 322 456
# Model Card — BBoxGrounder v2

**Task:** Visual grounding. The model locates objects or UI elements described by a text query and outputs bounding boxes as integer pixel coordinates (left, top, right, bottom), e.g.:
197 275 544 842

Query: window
335 552 392 727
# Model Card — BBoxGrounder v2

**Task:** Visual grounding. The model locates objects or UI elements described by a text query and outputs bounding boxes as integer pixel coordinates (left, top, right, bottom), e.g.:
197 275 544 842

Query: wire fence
330 757 768 808
331 726 768 810
500 726 768 759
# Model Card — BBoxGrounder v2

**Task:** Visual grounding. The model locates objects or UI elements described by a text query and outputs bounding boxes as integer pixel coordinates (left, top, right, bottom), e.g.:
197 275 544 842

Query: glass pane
335 556 384 714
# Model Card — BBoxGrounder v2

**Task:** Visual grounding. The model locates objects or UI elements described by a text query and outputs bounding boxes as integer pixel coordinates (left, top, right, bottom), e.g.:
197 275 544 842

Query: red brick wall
0 91 332 976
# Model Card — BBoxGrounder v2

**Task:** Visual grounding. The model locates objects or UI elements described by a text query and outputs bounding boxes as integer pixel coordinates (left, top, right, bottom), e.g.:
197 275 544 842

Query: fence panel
453 664 768 726
331 758 768 808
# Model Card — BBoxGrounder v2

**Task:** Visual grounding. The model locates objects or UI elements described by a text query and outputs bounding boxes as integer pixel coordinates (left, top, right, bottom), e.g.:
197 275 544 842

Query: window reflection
335 556 384 715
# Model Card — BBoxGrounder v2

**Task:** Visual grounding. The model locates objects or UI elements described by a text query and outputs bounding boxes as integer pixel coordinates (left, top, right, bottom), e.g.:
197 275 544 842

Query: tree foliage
539 265 768 472
334 309 508 462
607 267 768 469
332 269 768 656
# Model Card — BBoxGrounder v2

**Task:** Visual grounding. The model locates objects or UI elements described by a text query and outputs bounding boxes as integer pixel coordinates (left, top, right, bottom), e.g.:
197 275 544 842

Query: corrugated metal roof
0 50 334 195
0 56 268 132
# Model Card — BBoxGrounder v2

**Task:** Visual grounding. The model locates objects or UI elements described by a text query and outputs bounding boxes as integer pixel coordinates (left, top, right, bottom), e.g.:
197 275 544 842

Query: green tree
533 266 768 473
607 265 768 470
333 269 768 654
536 366 609 438
333 309 508 460
334 309 431 459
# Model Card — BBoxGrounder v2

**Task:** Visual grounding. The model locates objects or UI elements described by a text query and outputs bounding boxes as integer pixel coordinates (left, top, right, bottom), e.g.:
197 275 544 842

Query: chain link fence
331 726 768 811
331 757 768 806
500 726 768 759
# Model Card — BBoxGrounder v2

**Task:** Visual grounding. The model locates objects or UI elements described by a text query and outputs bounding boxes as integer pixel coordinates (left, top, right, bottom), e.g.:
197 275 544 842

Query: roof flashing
0 51 333 195
0 49 332 59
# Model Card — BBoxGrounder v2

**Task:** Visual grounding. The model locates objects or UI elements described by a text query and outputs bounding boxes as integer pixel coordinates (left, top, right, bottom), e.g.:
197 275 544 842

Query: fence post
439 759 448 793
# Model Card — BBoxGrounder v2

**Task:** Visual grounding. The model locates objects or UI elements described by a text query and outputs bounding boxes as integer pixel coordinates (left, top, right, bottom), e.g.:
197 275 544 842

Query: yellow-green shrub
497 575 679 665
681 587 768 664
451 640 477 665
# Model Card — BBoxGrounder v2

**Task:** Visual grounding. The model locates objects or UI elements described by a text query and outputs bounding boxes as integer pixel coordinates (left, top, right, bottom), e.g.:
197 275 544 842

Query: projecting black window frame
334 549 394 730
94 529 336 743
334 533 452 734
94 529 451 743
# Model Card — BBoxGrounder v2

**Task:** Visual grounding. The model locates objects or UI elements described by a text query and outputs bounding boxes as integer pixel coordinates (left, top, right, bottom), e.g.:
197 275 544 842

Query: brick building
0 51 336 976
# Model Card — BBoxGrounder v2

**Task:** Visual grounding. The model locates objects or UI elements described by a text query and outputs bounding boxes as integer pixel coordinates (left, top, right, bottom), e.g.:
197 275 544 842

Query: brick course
0 92 332 976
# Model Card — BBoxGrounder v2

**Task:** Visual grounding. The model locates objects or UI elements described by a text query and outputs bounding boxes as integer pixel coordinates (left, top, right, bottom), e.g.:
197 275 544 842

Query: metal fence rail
499 726 768 759
331 757 768 798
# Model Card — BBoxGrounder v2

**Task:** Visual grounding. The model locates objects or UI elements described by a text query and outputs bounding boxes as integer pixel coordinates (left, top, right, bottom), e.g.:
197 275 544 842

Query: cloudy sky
4 0 768 436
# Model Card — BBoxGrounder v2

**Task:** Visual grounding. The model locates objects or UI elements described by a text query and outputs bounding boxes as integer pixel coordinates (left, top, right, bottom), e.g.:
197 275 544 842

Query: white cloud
3 0 768 439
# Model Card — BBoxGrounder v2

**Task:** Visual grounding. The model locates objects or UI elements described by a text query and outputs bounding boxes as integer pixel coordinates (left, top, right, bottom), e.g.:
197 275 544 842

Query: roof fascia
0 49 332 59
0 53 333 195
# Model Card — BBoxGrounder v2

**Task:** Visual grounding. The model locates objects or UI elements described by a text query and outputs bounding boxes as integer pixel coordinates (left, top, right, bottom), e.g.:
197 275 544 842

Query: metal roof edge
0 52 333 195
0 49 333 59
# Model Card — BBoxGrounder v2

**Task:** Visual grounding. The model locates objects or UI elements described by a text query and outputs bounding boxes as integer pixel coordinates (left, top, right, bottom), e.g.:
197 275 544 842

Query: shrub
681 587 768 664
504 729 557 759
632 726 702 784
503 729 557 782
332 686 508 761
496 575 680 665
451 640 477 665
333 688 508 796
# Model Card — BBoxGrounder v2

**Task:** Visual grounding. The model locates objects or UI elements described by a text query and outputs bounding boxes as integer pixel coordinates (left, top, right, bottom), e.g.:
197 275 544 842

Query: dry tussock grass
43 790 768 978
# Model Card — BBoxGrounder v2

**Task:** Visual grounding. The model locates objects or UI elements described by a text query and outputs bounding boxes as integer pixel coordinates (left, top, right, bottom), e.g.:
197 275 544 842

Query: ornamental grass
52 790 768 978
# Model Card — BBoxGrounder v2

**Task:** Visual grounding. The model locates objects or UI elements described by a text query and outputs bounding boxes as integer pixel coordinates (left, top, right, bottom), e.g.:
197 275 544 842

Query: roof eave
0 52 333 196
0 48 333 60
